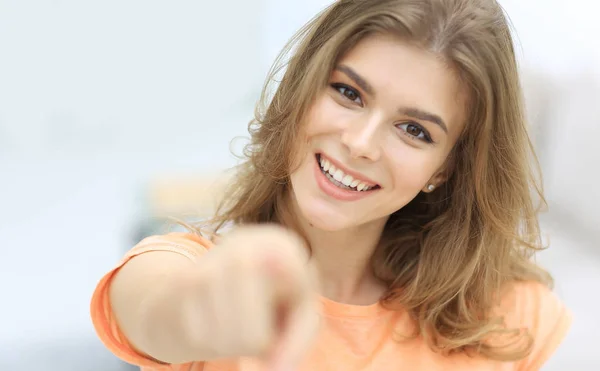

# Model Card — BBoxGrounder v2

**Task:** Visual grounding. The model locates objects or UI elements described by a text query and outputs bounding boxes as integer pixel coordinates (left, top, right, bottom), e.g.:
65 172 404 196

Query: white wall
500 0 600 232
0 1 267 368
0 0 267 158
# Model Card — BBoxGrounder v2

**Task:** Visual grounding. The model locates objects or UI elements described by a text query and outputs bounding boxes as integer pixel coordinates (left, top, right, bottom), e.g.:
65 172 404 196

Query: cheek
386 148 443 191
304 95 347 136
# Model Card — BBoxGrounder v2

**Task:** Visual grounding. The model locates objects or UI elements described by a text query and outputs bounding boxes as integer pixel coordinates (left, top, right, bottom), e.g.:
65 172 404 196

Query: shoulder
126 232 216 260
499 281 570 329
498 281 572 370
90 232 216 368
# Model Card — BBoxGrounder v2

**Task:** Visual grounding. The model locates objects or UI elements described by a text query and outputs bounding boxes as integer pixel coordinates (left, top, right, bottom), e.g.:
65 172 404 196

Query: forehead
334 34 468 139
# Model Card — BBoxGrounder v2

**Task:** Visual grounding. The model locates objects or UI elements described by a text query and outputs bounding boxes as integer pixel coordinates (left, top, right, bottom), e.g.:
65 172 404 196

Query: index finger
264 257 320 371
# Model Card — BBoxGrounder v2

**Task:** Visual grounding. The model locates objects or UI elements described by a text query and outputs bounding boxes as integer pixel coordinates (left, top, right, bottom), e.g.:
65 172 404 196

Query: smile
314 154 381 200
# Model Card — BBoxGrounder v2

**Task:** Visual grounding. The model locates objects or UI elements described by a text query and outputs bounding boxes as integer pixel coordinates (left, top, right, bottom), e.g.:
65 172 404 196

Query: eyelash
396 122 434 144
330 83 434 145
331 83 363 105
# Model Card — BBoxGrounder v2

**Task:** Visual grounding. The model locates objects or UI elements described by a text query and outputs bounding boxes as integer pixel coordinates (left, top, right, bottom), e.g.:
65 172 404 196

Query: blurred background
0 0 598 369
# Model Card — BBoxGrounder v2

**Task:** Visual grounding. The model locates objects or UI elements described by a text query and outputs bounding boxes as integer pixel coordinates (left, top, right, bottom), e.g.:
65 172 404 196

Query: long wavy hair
201 0 552 361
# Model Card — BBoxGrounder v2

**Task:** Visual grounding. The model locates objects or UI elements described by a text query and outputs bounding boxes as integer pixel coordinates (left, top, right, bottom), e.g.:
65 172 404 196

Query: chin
299 201 355 231
290 183 357 232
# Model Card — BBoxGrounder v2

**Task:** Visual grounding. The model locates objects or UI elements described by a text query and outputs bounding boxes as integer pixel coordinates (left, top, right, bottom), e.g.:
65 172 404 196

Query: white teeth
320 156 331 171
342 175 353 186
318 155 376 192
333 169 344 182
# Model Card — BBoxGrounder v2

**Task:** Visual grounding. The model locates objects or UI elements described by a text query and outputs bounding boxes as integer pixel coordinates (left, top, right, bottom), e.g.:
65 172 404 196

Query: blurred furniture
132 172 232 243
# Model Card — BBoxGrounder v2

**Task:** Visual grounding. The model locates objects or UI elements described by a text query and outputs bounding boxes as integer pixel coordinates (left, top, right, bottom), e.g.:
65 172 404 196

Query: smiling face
289 34 468 232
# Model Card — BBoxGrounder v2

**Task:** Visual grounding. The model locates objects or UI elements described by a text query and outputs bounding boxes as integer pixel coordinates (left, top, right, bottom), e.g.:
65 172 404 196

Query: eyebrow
400 107 448 134
335 64 374 96
335 64 449 134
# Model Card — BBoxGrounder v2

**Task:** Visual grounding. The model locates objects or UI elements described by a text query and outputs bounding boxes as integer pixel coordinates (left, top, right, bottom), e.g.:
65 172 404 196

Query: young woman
91 1 571 370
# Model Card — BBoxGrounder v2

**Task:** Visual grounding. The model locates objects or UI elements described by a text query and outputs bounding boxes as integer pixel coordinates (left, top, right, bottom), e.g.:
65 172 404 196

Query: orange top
90 232 571 371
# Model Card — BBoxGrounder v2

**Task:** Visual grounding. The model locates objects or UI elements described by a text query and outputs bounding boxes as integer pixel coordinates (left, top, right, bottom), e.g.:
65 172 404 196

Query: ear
422 164 451 193
423 149 459 193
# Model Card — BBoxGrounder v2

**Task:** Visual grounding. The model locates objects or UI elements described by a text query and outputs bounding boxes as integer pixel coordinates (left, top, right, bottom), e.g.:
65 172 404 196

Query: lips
313 153 379 201
316 153 380 191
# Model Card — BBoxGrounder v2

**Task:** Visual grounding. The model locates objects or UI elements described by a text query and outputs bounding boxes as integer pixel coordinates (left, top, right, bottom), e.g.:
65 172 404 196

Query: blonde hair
203 0 552 361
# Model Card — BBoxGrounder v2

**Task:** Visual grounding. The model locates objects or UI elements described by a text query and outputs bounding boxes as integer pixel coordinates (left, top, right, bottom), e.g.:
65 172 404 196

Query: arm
109 250 204 364
91 227 319 370
90 233 211 368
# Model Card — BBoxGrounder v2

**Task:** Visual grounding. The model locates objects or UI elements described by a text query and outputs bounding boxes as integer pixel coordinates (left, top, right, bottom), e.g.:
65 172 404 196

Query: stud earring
427 184 435 192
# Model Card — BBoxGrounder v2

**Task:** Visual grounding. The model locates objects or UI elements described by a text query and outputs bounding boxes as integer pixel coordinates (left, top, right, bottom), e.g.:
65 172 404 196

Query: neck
293 207 389 305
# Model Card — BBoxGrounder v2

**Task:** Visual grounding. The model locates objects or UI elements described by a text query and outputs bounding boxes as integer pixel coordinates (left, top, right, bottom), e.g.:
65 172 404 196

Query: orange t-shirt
90 232 571 371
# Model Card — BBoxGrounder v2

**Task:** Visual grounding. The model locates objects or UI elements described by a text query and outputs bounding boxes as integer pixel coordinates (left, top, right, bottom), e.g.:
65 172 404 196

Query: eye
331 83 363 105
397 122 434 144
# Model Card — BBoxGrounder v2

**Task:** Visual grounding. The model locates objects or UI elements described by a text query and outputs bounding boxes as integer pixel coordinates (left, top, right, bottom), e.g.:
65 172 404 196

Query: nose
340 115 382 161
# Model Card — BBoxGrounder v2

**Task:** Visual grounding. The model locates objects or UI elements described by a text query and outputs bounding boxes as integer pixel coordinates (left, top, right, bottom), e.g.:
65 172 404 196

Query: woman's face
290 34 467 232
